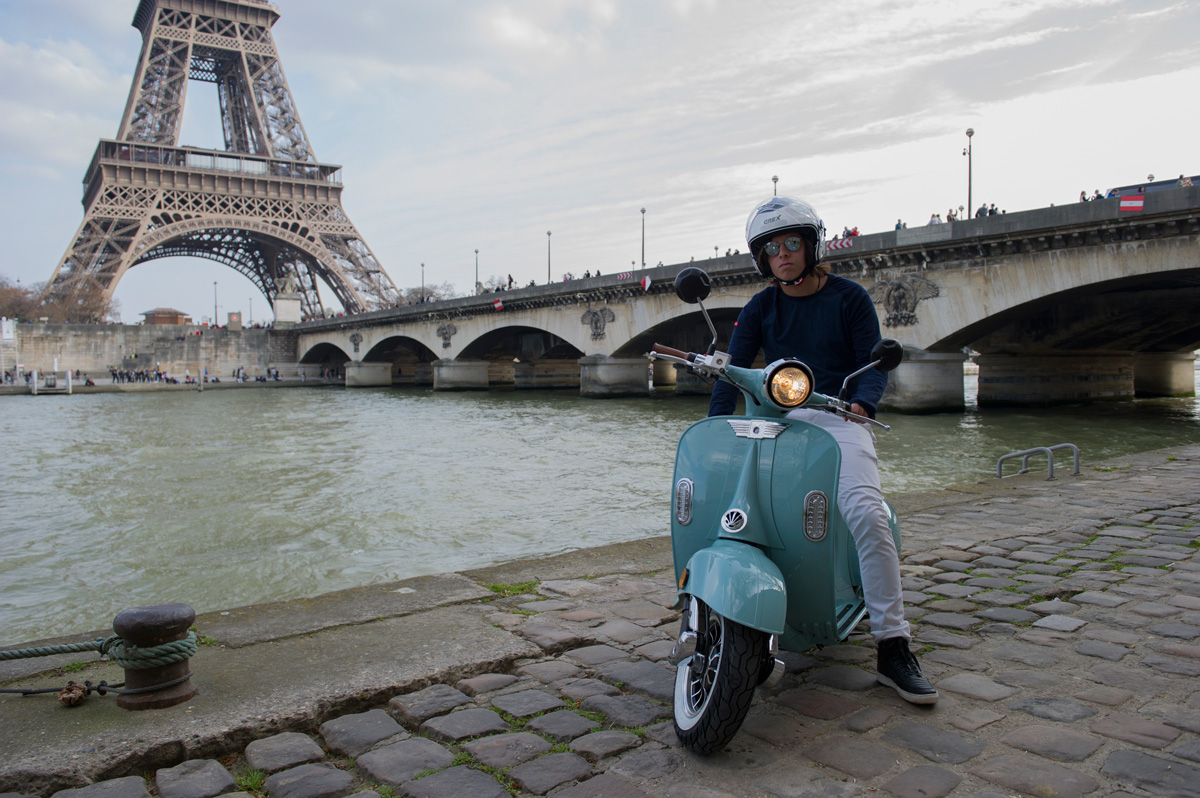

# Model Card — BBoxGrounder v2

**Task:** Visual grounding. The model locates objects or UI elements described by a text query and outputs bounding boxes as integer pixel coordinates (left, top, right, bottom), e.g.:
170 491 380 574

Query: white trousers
786 409 910 642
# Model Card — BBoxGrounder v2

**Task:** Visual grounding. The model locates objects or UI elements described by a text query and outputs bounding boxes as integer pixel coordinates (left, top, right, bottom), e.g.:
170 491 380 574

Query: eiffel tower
42 0 402 322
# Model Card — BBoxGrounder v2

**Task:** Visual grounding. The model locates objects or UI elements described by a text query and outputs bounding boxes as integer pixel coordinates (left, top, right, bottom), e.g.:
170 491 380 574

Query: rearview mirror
872 339 904 372
674 267 711 304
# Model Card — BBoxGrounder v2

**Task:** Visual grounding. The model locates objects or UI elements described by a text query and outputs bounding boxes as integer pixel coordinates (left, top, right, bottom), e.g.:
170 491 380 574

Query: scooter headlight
765 360 813 409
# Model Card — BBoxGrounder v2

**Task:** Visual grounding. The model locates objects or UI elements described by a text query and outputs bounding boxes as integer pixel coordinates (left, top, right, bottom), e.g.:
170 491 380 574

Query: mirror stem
838 359 882 405
697 298 719 355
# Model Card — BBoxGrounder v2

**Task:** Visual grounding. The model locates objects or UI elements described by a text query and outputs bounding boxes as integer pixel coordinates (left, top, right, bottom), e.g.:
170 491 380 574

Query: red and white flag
640 275 652 292
493 298 504 311
1119 196 1144 212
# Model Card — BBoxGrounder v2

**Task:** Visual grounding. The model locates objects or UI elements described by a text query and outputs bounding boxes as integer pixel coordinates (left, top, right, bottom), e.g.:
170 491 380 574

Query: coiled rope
0 632 200 704
0 632 198 669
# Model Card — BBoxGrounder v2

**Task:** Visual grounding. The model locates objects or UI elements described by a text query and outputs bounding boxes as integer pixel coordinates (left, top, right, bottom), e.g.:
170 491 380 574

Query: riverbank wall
3 322 299 380
4 444 1200 797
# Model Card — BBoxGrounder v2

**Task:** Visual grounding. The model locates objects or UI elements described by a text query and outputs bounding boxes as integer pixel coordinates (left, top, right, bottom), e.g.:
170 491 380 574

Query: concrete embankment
3 445 1200 797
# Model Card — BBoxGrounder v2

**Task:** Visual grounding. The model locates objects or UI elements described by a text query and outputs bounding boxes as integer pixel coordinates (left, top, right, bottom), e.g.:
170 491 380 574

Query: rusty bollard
112 603 200 710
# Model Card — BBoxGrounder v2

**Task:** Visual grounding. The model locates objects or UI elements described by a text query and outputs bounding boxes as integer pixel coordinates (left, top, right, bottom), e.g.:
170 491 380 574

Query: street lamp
474 248 479 295
640 208 646 268
420 263 425 302
248 297 252 325
714 245 718 259
213 281 218 325
963 128 974 216
546 231 552 283
772 175 778 196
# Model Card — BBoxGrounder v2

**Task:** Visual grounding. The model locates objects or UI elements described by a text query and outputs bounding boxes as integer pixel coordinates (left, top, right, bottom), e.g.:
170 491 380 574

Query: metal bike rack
997 444 1081 480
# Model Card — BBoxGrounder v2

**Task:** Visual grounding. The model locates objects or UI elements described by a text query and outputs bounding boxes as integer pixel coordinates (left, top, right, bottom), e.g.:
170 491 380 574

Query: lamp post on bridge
640 208 646 268
420 263 424 302
772 175 778 196
474 248 479 295
213 281 218 326
963 128 974 217
546 231 552 283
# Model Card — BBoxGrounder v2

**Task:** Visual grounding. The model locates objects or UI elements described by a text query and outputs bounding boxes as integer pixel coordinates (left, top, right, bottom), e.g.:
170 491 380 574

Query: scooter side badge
727 419 788 439
804 491 829 541
675 478 694 525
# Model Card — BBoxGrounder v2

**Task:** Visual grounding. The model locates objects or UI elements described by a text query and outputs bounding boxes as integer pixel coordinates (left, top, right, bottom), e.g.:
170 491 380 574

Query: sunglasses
763 236 806 256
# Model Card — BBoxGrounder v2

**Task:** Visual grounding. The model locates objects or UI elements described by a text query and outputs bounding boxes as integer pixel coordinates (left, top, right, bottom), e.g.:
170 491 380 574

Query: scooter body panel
672 412 898 652
679 539 787 634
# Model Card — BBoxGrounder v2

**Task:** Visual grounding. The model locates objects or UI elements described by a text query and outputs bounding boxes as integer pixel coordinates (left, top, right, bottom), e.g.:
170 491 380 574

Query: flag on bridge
1119 195 1144 212
641 275 652 292
493 298 504 311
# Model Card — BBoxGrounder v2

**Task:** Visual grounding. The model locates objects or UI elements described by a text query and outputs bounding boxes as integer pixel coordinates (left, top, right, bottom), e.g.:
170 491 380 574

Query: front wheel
673 599 767 754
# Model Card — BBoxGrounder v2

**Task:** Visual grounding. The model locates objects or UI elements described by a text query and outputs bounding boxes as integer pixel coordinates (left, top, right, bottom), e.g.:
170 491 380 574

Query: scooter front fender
679 539 786 635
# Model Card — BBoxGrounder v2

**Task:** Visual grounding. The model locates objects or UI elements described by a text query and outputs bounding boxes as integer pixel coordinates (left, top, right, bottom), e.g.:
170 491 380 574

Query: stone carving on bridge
581 307 616 341
349 333 363 353
867 276 940 327
436 323 457 348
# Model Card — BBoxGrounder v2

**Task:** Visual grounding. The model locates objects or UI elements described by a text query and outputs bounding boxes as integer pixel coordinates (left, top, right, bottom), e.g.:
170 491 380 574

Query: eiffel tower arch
42 0 402 322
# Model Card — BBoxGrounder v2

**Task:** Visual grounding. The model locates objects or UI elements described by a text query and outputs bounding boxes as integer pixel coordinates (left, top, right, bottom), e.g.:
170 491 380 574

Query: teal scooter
650 267 904 755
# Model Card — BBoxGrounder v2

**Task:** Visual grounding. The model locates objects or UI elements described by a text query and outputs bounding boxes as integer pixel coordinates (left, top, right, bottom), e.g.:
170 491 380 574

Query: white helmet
745 196 826 280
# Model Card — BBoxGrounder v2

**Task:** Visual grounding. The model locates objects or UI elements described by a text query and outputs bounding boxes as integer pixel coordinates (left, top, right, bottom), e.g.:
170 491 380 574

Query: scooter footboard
678 540 786 635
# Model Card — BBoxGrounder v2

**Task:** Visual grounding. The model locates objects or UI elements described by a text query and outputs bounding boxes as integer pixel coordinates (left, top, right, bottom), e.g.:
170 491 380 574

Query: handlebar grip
651 344 692 360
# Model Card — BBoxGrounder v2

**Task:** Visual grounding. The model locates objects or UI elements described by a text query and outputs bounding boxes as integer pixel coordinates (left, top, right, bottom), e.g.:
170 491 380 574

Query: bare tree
405 281 459 304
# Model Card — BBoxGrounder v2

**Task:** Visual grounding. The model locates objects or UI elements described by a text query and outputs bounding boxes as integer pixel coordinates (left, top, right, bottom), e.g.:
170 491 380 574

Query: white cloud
0 0 1197 322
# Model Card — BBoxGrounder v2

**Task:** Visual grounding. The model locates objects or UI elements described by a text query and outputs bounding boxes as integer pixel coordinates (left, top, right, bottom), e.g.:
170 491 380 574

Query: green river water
3 376 1200 645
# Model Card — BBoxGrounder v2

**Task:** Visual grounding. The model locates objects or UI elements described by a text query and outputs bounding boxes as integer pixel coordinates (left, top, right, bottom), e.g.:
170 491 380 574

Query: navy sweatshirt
707 275 887 417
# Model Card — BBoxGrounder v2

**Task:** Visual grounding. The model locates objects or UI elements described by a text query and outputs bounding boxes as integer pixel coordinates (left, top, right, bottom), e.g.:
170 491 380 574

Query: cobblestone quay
5 445 1200 797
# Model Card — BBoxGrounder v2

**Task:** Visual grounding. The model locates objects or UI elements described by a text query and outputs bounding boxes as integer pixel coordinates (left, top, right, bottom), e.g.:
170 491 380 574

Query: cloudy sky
1 0 1197 323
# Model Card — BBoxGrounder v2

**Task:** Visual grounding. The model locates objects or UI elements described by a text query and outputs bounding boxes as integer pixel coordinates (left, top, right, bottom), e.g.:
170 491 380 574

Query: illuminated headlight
765 360 813 409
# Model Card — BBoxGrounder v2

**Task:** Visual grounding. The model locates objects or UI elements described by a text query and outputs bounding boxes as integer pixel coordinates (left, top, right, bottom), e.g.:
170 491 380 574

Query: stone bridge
297 186 1200 410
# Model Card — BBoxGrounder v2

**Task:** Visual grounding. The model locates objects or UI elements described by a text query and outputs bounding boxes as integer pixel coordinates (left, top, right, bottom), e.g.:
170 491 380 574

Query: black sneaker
876 637 939 705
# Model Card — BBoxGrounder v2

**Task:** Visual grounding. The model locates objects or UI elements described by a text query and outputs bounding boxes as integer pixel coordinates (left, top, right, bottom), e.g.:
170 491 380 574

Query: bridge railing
298 183 1200 329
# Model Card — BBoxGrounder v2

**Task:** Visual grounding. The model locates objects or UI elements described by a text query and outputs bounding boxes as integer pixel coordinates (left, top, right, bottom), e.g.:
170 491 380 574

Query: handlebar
651 344 693 361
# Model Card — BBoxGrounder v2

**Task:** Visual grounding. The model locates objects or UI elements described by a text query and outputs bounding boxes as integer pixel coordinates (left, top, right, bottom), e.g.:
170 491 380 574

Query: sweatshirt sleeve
844 285 887 416
707 296 763 417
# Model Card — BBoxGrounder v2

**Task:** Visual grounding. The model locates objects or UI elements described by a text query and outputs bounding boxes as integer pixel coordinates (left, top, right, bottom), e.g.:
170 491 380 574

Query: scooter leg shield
679 540 787 635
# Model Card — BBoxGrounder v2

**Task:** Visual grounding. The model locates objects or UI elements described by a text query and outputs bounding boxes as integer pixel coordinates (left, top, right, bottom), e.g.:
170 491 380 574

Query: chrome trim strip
804 490 828 541
674 478 694 525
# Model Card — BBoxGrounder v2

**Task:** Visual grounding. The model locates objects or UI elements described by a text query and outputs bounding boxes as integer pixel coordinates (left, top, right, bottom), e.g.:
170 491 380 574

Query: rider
708 196 938 705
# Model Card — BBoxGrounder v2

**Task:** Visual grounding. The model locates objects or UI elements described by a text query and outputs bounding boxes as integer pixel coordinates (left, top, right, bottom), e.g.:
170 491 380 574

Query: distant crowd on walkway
110 367 180 384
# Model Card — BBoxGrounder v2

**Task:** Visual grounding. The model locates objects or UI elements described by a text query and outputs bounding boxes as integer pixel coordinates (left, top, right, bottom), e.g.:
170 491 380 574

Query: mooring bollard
111 603 199 710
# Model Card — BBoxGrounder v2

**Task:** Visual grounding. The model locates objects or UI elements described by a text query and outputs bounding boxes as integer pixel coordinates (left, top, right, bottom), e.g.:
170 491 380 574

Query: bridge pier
881 349 966 413
344 361 392 387
977 354 1135 406
514 360 581 390
651 360 677 389
433 359 490 391
672 363 711 396
579 355 649 397
1134 352 1196 397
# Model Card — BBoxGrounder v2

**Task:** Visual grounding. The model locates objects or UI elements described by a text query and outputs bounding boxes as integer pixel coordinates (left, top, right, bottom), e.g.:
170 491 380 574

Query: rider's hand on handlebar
847 402 869 423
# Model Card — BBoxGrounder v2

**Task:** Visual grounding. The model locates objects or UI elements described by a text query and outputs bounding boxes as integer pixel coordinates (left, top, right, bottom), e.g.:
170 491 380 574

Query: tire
673 599 767 754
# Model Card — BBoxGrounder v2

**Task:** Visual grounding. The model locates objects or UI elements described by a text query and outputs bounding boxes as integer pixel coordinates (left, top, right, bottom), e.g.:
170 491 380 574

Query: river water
4 377 1200 646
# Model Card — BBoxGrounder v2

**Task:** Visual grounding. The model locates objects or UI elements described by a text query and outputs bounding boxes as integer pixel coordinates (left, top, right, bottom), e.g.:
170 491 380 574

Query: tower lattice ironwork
43 0 402 321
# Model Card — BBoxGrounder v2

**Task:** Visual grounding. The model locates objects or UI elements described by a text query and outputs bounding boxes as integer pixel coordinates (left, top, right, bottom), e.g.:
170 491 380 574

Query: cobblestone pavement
7 446 1200 798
